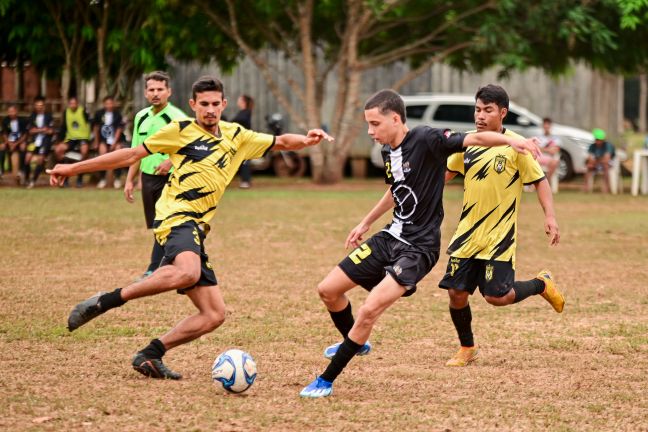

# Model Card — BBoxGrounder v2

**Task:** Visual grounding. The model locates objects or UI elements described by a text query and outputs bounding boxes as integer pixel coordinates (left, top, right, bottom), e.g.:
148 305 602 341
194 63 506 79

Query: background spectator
25 96 56 188
584 128 616 193
93 96 126 189
1 104 29 185
233 94 254 188
537 117 561 181
54 96 91 187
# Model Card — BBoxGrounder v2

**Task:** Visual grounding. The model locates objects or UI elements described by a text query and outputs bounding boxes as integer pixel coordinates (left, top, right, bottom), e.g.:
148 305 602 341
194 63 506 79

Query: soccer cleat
97 179 107 189
537 270 565 313
132 352 182 380
300 376 333 398
67 292 107 331
445 346 479 367
113 178 122 189
323 340 372 360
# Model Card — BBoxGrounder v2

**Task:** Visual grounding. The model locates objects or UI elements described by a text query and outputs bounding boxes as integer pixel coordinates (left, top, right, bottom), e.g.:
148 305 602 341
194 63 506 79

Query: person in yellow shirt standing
54 96 91 187
440 84 565 367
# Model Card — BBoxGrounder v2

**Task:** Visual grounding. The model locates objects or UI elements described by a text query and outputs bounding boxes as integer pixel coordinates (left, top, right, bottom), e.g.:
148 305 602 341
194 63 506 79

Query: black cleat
132 352 182 380
67 292 107 331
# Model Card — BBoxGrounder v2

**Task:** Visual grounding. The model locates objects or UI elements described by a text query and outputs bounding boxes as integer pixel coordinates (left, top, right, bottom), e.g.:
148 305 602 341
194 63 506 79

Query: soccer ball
211 349 257 393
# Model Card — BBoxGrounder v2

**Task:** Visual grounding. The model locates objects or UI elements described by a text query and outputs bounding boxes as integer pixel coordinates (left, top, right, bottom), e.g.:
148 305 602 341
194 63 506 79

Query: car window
432 104 474 123
406 105 428 120
503 110 520 126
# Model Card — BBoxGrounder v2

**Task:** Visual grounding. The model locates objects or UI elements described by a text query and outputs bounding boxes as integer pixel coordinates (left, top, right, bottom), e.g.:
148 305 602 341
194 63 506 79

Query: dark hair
103 95 114 102
543 117 552 123
191 76 225 100
34 95 45 103
475 84 509 110
144 71 170 88
68 96 78 103
364 89 406 123
240 94 254 111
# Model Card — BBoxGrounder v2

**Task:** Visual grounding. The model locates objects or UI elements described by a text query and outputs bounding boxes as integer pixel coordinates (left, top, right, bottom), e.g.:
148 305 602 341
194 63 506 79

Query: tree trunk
639 73 647 133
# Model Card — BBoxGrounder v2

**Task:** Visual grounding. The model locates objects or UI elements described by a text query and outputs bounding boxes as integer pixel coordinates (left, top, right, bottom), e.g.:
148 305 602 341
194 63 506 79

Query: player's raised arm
273 128 334 151
47 145 150 187
464 132 541 159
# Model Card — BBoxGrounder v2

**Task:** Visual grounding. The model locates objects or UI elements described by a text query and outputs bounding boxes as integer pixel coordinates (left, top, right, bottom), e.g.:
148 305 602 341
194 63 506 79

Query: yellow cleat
537 270 565 313
445 346 479 367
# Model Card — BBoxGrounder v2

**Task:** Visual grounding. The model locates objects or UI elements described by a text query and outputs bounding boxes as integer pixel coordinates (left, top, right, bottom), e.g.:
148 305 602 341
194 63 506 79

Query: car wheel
558 150 574 182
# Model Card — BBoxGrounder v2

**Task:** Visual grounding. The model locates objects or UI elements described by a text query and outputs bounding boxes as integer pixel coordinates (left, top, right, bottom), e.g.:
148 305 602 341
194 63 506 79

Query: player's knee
317 281 338 305
484 295 507 306
176 269 201 288
204 310 225 332
448 289 469 308
356 303 381 326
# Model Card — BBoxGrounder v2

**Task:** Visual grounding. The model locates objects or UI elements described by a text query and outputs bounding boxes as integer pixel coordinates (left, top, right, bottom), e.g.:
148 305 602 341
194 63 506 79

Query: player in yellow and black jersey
48 76 333 380
439 84 566 368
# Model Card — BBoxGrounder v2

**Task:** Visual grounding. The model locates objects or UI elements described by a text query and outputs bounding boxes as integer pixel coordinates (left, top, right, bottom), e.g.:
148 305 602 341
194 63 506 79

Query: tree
189 0 648 183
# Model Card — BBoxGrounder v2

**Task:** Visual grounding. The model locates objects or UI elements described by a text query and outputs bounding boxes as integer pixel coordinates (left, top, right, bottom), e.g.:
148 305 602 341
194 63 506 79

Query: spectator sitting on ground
537 117 561 181
584 128 616 194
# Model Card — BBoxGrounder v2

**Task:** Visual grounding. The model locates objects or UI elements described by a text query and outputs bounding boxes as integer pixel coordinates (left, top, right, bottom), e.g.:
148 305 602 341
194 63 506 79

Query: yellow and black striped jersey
445 129 544 267
143 119 274 243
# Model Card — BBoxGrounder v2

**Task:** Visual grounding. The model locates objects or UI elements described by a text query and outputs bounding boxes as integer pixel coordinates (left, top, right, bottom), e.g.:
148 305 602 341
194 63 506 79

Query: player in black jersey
300 89 541 398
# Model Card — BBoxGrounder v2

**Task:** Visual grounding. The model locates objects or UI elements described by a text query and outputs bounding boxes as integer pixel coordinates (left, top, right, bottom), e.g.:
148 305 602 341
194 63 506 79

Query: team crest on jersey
494 155 506 173
402 161 411 173
485 264 494 281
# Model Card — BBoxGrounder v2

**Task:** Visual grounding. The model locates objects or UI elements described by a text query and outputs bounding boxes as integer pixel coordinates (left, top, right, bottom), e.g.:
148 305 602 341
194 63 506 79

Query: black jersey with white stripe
380 126 465 252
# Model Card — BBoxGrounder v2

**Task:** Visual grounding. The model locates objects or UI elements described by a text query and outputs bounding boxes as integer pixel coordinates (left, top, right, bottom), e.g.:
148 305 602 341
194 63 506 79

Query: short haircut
543 117 552 123
34 95 45 103
475 84 509 110
364 89 406 123
68 96 78 102
240 94 254 111
144 71 170 88
191 76 225 100
103 95 114 102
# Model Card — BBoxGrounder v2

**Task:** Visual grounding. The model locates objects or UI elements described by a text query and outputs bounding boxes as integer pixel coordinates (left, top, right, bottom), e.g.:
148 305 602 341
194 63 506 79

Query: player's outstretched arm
273 128 334 151
464 132 541 159
47 145 149 187
534 179 560 246
345 188 394 249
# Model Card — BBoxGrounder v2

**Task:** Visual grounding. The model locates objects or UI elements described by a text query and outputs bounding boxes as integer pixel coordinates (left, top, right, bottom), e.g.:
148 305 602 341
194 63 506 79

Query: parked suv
398 94 595 181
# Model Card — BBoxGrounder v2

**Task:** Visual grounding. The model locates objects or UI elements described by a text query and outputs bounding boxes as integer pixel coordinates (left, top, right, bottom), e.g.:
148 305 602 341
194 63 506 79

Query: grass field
1 179 647 431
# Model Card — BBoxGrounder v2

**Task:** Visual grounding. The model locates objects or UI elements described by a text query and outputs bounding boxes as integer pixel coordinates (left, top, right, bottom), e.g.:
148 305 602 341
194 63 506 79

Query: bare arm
123 162 141 203
445 170 458 183
345 188 395 249
463 132 541 159
273 128 333 151
48 146 149 187
534 178 559 246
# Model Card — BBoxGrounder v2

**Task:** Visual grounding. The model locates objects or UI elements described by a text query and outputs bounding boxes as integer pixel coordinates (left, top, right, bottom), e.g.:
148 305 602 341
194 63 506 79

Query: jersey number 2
349 244 372 264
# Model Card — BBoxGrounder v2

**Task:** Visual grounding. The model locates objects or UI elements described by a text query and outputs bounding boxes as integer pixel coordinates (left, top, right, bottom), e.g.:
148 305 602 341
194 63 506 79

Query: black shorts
338 231 438 297
29 136 52 156
438 257 514 298
158 221 218 293
64 139 89 152
141 172 170 229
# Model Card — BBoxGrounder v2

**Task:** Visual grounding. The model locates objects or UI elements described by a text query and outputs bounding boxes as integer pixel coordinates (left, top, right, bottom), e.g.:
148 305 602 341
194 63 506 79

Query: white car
399 94 596 181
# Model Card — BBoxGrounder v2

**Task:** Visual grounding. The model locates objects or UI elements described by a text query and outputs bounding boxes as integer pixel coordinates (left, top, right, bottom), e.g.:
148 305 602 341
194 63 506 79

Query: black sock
320 337 362 383
147 238 165 272
329 302 354 338
98 288 126 310
0 149 5 172
32 164 43 182
139 338 166 359
23 162 31 180
450 305 474 347
512 279 545 303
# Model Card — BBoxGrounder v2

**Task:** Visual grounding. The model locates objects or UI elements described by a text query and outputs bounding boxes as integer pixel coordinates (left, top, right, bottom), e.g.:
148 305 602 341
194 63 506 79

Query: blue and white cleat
300 376 333 398
323 340 372 360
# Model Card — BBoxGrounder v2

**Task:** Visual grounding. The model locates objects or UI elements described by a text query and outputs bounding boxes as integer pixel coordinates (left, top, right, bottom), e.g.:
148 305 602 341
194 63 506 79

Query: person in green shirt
124 71 187 279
